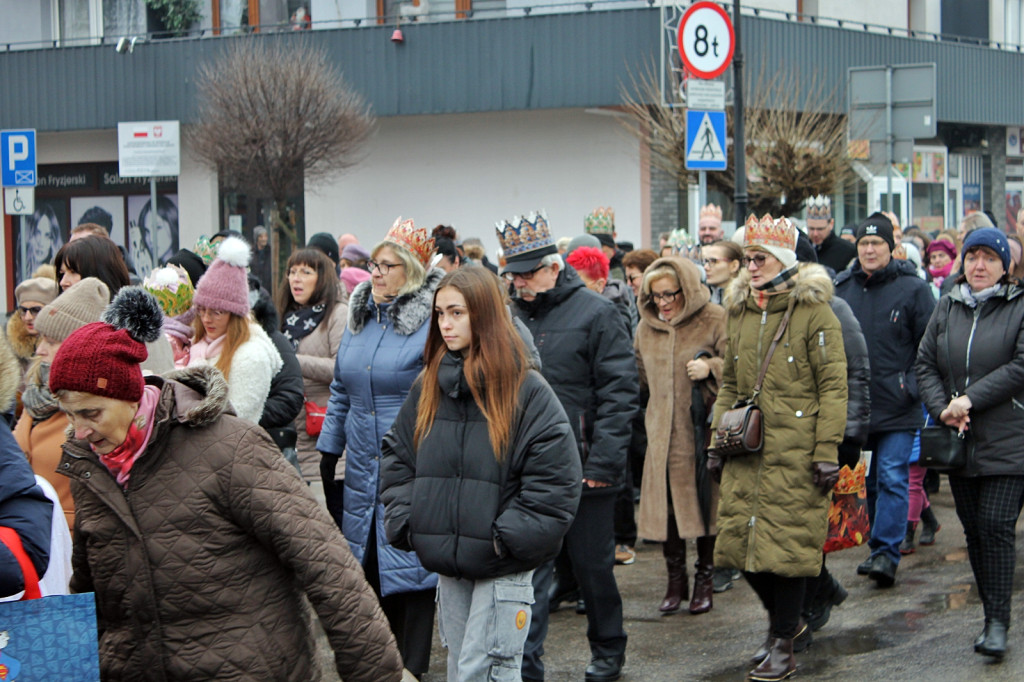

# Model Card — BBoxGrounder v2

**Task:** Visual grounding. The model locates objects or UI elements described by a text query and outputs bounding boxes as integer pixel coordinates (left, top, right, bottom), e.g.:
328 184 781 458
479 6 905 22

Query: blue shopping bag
0 592 100 681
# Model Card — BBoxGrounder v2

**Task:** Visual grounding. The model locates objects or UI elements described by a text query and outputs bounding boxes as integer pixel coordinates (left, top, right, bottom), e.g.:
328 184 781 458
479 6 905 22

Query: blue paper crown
495 211 555 259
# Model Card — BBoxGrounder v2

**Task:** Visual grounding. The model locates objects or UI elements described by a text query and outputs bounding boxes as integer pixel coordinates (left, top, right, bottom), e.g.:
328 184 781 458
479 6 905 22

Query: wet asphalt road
413 484 1024 681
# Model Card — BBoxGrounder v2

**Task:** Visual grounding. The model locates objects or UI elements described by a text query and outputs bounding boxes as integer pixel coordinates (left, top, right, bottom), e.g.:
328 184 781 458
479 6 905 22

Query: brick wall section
650 163 680 247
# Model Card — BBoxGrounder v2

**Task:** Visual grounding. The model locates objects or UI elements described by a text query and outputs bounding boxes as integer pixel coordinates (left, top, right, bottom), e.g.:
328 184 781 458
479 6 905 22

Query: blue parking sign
1 129 37 187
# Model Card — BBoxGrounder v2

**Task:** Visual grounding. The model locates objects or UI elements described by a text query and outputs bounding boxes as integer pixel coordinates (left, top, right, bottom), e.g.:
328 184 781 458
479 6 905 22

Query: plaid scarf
752 264 799 309
22 363 60 423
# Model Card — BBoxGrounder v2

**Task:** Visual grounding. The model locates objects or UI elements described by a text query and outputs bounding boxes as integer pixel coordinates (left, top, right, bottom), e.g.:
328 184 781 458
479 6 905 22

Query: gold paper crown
496 211 556 260
584 207 615 235
743 214 797 251
806 195 832 220
385 217 435 267
699 203 723 226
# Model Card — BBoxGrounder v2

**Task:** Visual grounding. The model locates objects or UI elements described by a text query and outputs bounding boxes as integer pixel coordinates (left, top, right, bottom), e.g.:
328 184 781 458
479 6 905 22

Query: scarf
281 303 327 350
97 384 161 488
928 261 954 288
959 282 1003 309
22 363 60 423
752 265 799 309
188 334 227 366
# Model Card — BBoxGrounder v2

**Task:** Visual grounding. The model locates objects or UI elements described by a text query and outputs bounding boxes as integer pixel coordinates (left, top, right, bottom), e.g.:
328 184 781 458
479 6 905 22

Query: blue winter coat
0 419 52 597
317 269 443 597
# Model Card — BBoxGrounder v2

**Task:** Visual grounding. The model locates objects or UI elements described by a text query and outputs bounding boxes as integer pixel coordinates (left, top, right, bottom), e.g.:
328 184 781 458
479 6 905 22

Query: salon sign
117 121 180 178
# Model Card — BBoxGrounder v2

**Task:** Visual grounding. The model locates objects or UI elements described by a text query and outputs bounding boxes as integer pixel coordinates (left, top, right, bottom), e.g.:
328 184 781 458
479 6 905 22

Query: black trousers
948 475 1024 625
523 490 627 679
364 521 435 676
743 572 806 639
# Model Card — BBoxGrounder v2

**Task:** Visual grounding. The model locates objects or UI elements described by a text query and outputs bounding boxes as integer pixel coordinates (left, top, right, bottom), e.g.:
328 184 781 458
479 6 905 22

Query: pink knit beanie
192 236 252 316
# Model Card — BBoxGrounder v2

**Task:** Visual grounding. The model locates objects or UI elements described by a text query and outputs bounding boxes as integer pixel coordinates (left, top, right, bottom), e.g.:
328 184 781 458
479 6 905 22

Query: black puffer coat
510 266 638 489
830 296 871 449
835 258 935 433
380 353 581 580
916 283 1024 477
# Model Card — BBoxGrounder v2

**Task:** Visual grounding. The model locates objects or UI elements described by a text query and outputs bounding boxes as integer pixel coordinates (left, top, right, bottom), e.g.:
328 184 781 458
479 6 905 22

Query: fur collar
347 268 445 336
0 335 20 413
150 365 233 428
723 263 834 316
6 313 37 361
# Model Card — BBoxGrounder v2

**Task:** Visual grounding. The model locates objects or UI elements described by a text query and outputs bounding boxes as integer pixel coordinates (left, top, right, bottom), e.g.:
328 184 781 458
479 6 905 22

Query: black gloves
707 454 724 484
812 461 840 494
319 452 340 484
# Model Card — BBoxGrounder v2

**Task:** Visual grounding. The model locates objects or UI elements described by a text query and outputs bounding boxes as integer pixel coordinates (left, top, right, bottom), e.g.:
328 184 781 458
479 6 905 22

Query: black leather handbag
918 425 967 471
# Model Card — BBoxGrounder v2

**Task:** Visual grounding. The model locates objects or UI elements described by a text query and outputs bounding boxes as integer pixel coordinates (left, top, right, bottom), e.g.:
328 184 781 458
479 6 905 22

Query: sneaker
614 544 636 565
712 567 736 593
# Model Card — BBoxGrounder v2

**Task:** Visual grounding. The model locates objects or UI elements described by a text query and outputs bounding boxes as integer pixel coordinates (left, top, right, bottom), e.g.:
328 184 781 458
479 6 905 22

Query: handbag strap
752 299 796 400
0 526 42 600
942 297 961 399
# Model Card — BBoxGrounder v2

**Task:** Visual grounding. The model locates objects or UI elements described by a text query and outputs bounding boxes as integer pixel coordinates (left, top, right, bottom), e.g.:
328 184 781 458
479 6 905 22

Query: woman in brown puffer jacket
635 257 727 616
52 288 402 682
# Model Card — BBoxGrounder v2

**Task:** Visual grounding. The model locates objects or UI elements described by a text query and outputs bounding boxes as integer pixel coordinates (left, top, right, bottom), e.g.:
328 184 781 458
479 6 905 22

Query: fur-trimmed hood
0 335 20 413
638 256 712 329
151 365 233 429
723 263 834 316
6 313 37 362
347 268 445 336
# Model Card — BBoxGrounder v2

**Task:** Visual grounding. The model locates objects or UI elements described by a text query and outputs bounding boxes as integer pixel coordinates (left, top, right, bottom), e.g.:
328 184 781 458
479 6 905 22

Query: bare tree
190 38 375 285
620 59 859 219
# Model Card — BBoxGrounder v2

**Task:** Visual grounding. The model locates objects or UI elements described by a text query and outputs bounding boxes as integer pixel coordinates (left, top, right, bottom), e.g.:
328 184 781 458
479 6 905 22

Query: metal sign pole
885 65 893 213
732 0 746 222
150 177 158 244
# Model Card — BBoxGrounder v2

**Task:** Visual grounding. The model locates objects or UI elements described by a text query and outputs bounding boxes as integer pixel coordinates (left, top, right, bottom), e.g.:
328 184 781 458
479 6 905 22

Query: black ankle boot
976 620 1008 659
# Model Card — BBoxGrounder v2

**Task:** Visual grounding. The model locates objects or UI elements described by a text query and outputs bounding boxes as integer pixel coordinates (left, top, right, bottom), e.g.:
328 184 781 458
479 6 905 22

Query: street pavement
412 484 1024 681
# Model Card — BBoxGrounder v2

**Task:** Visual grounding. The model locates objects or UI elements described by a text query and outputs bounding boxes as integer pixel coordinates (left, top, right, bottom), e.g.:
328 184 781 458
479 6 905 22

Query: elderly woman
6 273 58 384
49 288 402 681
317 217 444 679
635 257 727 615
710 215 847 681
916 228 1024 660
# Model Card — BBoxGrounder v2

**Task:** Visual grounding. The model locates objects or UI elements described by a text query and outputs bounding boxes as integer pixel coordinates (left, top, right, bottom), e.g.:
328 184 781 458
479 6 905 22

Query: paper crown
496 211 557 261
699 203 723 226
806 195 832 221
193 236 217 265
667 228 694 253
143 265 194 318
584 207 615 235
385 217 435 266
743 214 797 252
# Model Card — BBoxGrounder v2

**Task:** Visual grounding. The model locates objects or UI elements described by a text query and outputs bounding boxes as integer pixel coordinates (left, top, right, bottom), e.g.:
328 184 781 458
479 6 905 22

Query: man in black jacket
499 212 637 682
806 195 856 273
835 213 935 588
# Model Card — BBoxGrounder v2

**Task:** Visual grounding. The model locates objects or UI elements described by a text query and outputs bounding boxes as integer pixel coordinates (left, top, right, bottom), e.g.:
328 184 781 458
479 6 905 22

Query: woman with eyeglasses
187 237 283 423
635 257 727 617
710 215 847 681
7 272 58 389
702 239 744 305
317 218 444 680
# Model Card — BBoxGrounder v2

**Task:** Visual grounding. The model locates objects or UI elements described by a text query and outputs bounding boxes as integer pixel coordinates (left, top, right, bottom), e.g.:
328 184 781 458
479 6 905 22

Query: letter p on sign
1 129 37 187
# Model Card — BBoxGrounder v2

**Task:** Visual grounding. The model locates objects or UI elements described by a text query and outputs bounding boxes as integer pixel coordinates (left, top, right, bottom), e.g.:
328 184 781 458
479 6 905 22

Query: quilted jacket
317 269 443 597
60 366 403 682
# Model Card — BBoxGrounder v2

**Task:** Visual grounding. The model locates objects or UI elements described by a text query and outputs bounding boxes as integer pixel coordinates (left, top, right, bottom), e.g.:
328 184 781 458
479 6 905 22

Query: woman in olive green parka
710 215 847 682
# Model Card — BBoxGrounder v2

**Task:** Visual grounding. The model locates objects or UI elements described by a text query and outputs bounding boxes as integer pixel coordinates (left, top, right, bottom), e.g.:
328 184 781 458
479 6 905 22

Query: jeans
866 431 915 564
437 570 535 682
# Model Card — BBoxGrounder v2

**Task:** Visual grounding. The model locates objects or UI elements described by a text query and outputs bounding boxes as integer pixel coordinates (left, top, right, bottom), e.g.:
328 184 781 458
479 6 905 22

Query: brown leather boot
689 535 715 614
659 532 688 614
747 637 796 681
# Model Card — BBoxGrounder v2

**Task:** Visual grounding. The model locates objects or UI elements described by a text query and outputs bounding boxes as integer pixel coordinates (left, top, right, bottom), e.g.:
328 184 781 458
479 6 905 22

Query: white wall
303 108 646 260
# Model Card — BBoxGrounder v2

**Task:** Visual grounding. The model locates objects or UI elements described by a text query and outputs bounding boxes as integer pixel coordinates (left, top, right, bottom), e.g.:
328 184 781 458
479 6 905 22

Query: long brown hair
414 267 529 462
191 313 251 381
275 248 340 322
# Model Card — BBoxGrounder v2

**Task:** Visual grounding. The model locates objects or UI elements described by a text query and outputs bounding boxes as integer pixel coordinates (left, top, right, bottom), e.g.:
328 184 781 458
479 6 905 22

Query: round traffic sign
677 2 735 80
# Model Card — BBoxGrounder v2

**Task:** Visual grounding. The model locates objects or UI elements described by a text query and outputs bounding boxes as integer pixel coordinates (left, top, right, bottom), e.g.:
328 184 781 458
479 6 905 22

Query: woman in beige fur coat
635 256 727 616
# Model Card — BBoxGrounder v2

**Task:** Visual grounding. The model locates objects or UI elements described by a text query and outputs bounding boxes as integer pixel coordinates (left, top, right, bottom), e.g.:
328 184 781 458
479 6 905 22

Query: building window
1007 0 1024 46
212 0 309 33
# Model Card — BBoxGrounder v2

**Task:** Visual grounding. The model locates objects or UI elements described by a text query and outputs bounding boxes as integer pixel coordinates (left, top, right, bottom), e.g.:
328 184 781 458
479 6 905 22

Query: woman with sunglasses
709 215 847 681
702 239 744 306
187 237 283 423
635 257 727 617
317 218 444 680
7 272 58 388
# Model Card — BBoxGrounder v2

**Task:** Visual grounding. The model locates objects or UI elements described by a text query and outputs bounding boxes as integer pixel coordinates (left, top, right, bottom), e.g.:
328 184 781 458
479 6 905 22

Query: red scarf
96 385 161 487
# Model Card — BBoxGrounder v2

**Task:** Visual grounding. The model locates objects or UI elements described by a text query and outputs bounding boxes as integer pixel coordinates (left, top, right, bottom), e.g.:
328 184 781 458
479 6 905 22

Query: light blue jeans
437 569 535 681
866 430 915 565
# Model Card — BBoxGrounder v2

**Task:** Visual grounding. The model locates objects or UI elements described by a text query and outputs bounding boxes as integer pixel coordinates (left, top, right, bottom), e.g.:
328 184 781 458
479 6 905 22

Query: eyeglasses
701 257 730 267
627 273 642 285
501 264 547 282
18 305 43 317
197 307 227 318
650 288 682 303
368 260 404 275
741 254 770 269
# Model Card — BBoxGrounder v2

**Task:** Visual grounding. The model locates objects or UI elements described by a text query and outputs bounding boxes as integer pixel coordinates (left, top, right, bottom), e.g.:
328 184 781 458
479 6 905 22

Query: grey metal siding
0 8 1020 132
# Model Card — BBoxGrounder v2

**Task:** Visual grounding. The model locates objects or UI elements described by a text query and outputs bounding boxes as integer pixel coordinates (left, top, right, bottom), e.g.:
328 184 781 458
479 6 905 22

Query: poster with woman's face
71 196 126 249
127 194 179 281
16 199 69 285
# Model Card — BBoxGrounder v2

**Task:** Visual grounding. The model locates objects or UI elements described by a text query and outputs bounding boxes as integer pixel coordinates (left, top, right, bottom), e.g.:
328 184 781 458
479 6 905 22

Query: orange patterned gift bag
823 460 871 554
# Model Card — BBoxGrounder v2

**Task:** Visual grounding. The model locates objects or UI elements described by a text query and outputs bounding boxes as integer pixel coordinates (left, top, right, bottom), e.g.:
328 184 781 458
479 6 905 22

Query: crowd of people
1 201 1023 682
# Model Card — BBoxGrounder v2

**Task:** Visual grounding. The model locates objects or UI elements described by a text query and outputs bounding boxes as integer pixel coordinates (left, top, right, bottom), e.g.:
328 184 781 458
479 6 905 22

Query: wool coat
60 366 403 682
317 269 444 597
14 410 72 532
711 264 848 578
293 296 347 481
634 257 727 541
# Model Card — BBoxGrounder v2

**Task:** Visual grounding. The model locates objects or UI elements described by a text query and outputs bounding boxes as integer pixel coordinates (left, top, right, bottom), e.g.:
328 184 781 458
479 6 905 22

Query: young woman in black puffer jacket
381 267 581 681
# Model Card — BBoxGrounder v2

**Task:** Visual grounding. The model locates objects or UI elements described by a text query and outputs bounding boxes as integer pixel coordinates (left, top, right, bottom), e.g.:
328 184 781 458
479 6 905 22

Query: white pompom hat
192 236 252 317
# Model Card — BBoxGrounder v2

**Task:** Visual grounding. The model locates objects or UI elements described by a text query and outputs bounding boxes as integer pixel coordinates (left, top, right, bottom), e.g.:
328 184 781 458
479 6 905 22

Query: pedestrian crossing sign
685 110 727 171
